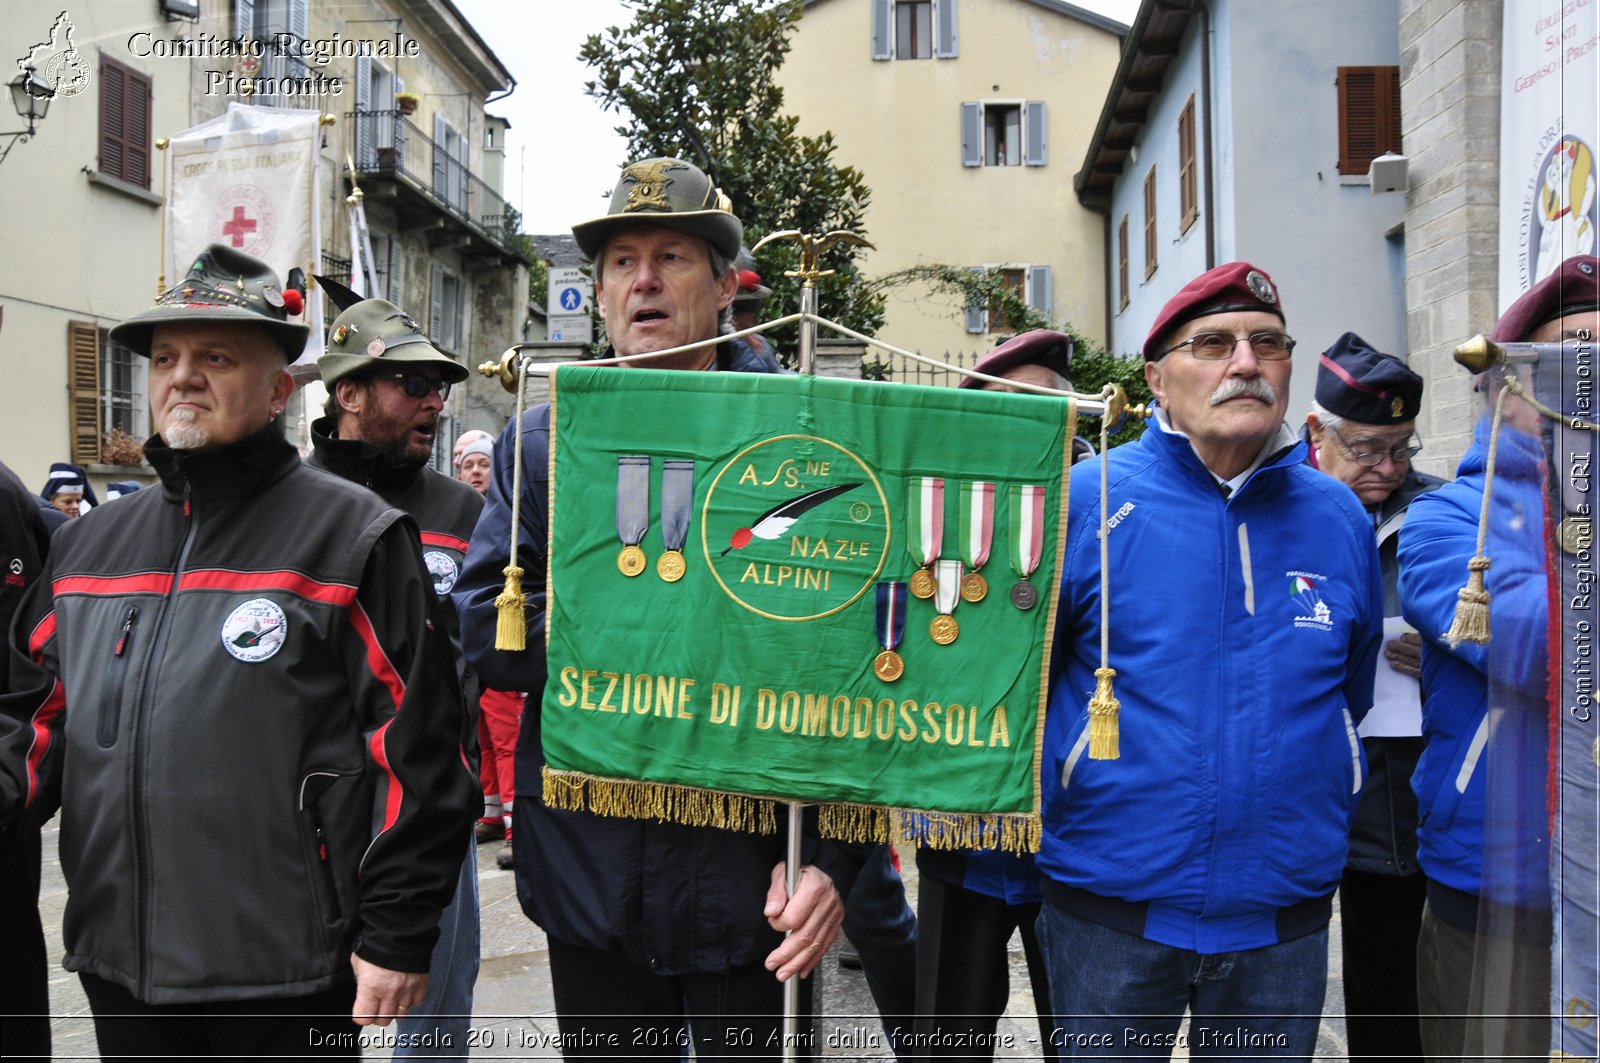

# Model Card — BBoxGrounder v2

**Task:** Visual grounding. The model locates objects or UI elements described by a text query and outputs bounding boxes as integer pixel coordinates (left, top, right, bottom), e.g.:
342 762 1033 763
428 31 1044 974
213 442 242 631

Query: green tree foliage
581 0 884 360
868 265 1152 440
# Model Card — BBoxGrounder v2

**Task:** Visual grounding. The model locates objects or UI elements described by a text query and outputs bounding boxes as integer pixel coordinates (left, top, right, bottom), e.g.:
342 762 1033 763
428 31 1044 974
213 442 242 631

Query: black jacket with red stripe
304 416 484 653
0 425 476 1004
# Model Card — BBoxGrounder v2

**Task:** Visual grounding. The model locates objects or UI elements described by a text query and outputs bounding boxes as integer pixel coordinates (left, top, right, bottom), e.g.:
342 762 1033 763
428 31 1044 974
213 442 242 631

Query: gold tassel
1444 556 1491 648
1444 379 1511 649
1087 665 1121 760
494 565 526 650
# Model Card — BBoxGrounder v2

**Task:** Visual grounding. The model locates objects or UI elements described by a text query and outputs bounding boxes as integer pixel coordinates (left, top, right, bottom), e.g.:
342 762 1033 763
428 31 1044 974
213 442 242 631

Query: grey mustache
1209 377 1276 405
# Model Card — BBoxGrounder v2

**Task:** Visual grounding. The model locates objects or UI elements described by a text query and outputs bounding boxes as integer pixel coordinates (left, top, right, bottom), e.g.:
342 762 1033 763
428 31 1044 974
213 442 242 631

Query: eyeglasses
1327 424 1422 467
1160 331 1297 360
368 371 450 401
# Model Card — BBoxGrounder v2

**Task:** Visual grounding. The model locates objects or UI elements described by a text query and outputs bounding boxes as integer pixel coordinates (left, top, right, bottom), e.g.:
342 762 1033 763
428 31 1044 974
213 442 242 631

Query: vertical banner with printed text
164 103 325 363
1498 0 1598 304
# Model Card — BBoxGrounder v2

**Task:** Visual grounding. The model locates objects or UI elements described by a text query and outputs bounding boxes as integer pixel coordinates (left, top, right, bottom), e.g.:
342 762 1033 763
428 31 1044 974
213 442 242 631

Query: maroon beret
961 329 1073 389
1491 255 1600 342
1142 261 1285 359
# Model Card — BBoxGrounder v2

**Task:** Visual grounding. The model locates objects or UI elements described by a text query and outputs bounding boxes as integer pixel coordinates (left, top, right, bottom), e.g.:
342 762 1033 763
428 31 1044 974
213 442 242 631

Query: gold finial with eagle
753 229 875 288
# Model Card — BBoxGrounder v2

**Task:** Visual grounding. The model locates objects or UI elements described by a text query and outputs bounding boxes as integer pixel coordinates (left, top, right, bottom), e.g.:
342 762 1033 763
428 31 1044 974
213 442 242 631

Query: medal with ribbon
906 476 945 599
958 480 995 603
615 456 651 577
657 460 694 582
1007 484 1046 610
930 558 964 644
873 581 908 682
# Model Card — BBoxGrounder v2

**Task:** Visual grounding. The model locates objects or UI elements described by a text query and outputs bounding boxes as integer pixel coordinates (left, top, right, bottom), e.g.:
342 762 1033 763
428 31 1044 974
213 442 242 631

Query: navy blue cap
1315 332 1423 424
39 462 99 507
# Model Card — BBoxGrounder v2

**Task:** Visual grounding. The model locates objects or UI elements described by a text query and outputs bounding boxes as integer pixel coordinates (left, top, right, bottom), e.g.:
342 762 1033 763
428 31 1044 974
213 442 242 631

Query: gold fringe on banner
543 769 1041 853
543 768 778 834
895 809 1042 855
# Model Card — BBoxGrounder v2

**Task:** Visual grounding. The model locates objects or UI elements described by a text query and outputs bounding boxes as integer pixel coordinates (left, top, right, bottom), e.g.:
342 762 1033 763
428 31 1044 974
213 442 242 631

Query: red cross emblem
221 206 258 248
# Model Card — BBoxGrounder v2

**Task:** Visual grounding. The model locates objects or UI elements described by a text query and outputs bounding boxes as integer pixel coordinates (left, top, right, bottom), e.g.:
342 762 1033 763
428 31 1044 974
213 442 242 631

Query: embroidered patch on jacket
221 597 288 662
424 550 460 595
1288 570 1334 631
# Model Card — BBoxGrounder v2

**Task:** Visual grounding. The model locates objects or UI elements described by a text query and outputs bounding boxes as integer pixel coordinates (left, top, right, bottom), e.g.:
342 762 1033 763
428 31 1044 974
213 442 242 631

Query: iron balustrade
348 109 517 255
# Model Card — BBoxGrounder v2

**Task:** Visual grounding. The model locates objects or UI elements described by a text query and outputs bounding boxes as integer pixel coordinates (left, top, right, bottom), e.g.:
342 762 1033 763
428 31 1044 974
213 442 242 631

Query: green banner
541 366 1074 850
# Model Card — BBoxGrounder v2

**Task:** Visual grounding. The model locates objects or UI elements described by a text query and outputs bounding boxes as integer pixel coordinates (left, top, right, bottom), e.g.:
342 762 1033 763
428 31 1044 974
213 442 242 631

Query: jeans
393 843 481 1059
1036 899 1326 1060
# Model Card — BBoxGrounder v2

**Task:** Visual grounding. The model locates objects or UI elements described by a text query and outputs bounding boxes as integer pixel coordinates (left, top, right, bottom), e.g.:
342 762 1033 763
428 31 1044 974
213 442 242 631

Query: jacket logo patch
424 550 459 595
221 597 287 662
1288 571 1333 631
1106 501 1136 530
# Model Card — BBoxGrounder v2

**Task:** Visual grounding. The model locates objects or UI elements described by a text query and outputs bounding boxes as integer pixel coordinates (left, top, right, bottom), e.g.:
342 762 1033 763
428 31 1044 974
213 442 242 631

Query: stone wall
1399 0 1503 476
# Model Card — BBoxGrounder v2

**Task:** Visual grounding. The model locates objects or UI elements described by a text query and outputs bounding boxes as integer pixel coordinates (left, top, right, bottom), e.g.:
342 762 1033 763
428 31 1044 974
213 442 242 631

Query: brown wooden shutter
99 59 126 181
68 321 102 465
99 57 152 187
1118 216 1130 310
1338 65 1401 175
125 67 152 188
1143 167 1158 279
1179 96 1198 234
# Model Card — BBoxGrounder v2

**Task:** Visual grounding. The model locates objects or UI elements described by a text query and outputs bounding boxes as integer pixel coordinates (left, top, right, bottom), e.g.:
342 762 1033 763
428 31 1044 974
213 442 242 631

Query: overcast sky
450 0 1142 235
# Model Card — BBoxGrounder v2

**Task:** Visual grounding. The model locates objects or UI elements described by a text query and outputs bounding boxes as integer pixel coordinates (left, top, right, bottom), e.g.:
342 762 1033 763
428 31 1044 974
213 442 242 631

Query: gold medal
909 567 937 599
930 614 959 645
618 544 647 577
657 549 686 582
1560 515 1593 556
960 571 988 603
873 649 905 682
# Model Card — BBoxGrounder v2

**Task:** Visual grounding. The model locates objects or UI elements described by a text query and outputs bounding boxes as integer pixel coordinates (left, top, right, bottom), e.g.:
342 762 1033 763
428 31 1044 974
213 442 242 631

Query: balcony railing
348 109 518 256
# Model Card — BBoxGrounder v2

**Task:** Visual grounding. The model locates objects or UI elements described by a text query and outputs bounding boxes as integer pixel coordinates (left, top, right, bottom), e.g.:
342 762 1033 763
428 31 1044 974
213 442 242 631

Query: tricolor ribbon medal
905 476 945 599
958 481 995 603
616 456 651 577
1007 484 1046 610
873 581 908 682
930 558 964 645
657 460 694 582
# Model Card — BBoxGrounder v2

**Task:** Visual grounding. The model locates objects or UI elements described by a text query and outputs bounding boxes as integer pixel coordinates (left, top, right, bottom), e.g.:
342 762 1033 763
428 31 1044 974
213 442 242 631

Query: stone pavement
32 826 1349 1060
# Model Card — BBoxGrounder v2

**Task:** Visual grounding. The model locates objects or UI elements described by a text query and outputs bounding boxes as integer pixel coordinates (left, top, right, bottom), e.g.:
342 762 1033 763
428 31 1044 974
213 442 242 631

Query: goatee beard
164 411 210 451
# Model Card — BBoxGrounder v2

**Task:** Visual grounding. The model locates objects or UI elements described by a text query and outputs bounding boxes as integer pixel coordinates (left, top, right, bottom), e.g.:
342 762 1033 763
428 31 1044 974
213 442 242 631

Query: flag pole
751 227 870 1059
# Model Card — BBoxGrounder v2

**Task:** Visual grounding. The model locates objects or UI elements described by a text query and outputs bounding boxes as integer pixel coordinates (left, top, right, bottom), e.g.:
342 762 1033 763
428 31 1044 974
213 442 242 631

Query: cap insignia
1581 261 1596 275
332 325 349 345
368 339 387 357
1246 270 1277 305
262 286 285 308
620 160 678 212
1391 397 1404 419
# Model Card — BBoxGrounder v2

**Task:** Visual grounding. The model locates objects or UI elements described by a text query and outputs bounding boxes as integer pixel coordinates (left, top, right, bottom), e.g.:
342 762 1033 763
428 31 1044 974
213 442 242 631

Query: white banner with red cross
163 103 326 363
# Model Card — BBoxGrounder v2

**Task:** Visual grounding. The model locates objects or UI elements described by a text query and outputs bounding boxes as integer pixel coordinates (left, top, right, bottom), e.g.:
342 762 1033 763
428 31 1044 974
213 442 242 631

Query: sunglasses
368 371 450 401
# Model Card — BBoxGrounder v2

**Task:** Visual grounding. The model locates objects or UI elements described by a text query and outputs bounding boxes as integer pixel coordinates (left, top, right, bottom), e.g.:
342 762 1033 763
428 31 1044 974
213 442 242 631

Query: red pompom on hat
1142 261 1285 359
737 268 763 291
1491 255 1600 342
282 288 304 315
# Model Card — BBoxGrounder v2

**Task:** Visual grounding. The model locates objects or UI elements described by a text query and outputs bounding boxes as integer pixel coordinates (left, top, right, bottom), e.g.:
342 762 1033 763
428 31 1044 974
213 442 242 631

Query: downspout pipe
1198 0 1215 269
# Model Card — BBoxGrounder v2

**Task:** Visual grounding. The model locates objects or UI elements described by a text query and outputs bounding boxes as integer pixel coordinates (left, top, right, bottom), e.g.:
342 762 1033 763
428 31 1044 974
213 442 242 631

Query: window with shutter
1027 265 1053 321
1143 167 1158 279
932 0 957 58
1118 217 1130 311
99 56 152 188
895 1 932 59
988 268 1026 332
68 322 102 465
1179 95 1198 234
963 266 986 333
871 0 893 60
1023 102 1047 167
1337 66 1401 176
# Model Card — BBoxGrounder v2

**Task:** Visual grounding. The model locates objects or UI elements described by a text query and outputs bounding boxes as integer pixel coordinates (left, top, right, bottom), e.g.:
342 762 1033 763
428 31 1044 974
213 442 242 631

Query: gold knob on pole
1453 334 1505 373
479 348 522 392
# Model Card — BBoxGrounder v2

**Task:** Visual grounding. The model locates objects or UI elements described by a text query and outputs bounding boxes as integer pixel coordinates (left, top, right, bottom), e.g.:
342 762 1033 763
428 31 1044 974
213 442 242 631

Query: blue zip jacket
1397 418 1549 923
1037 418 1383 954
